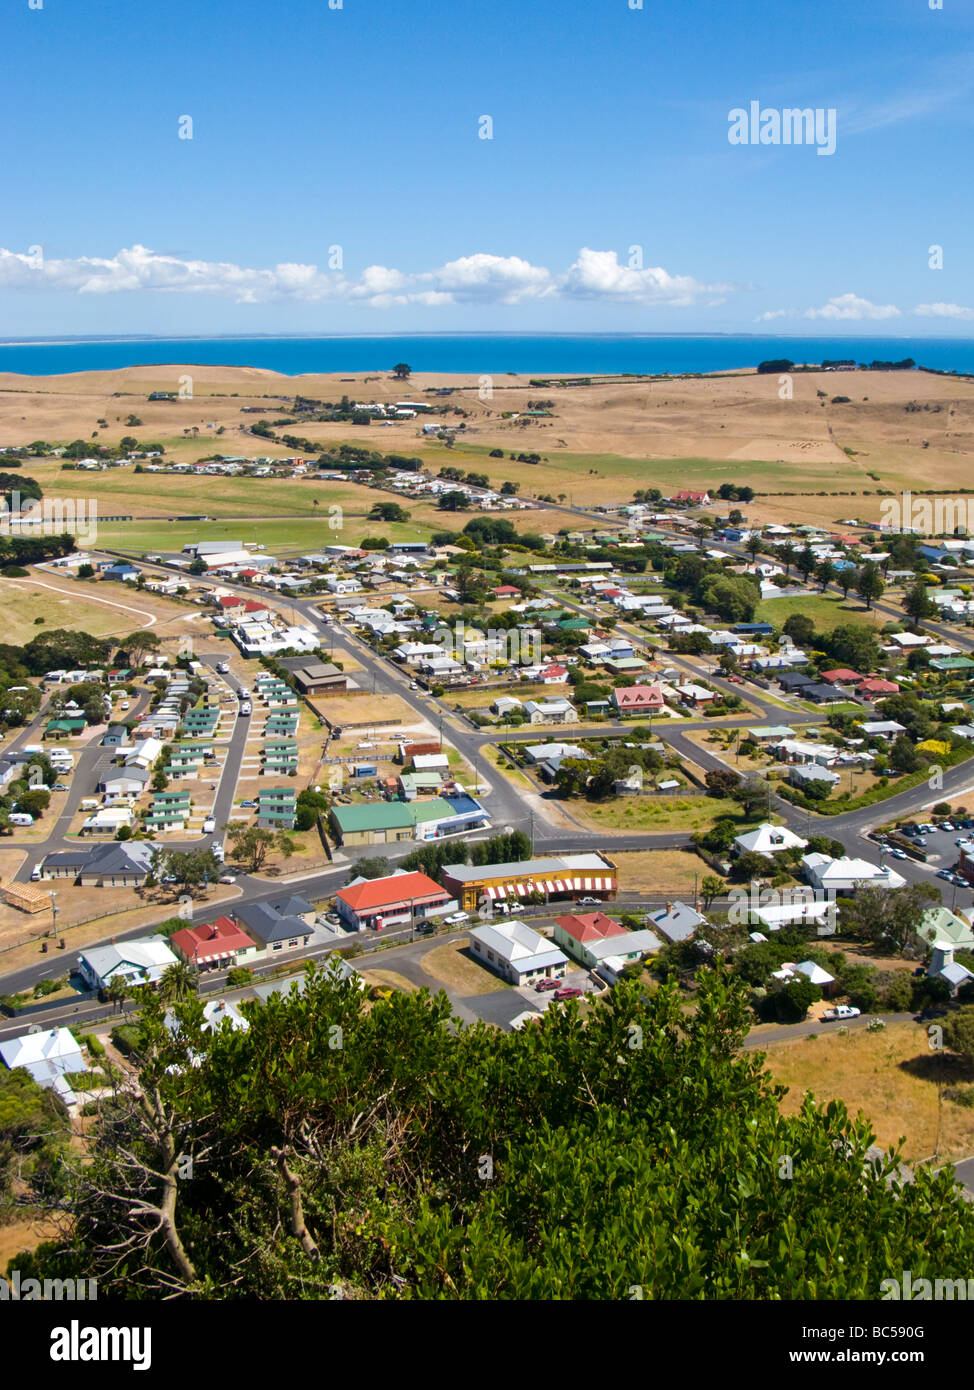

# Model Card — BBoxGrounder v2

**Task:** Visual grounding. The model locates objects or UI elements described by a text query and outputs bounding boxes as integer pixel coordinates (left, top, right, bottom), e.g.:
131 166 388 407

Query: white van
9 812 34 827
203 817 216 834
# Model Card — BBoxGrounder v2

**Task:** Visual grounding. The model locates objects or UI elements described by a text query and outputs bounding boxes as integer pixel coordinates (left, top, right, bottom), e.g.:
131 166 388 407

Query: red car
553 986 583 1001
535 977 563 993
726 674 744 684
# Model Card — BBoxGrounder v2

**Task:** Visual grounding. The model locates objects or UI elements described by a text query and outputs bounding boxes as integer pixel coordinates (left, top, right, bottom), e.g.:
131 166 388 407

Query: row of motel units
442 852 618 915
335 871 457 931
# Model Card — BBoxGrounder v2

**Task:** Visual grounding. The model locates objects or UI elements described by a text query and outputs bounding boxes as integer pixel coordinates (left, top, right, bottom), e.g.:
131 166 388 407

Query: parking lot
879 818 974 906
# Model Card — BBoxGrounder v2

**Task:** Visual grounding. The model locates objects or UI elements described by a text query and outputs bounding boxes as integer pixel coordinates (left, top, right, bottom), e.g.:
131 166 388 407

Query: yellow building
443 853 617 914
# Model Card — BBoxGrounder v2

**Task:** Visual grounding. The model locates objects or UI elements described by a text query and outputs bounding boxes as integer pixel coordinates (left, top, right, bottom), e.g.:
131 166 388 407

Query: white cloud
914 301 974 320
756 308 790 321
560 248 729 305
0 243 726 309
804 293 901 321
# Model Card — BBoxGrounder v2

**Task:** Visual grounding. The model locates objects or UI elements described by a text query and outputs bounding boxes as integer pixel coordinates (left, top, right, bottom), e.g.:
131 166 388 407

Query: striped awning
544 880 556 892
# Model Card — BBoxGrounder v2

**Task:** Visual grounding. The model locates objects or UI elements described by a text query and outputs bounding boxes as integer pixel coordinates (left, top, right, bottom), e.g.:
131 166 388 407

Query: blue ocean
0 333 973 378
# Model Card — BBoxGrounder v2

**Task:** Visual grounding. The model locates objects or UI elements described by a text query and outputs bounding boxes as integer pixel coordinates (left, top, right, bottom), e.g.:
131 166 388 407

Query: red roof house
858 677 900 698
336 870 453 930
554 911 626 944
670 490 711 505
170 914 257 968
819 668 863 686
612 682 665 714
538 664 569 684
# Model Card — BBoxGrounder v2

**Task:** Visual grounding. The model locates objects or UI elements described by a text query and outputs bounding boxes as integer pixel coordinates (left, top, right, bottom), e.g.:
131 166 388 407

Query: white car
822 1005 861 1022
203 817 216 834
217 662 230 674
508 902 524 913
119 700 130 710
239 702 251 716
444 911 469 925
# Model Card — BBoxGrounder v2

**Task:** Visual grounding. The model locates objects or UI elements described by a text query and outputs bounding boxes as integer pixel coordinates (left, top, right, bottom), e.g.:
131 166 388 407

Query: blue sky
2 0 973 336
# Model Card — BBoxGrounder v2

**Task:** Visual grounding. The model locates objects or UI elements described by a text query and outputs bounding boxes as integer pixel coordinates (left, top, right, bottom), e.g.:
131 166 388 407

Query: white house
523 697 578 725
802 853 907 896
734 823 808 856
80 806 135 836
469 920 568 985
125 738 162 770
0 1027 86 1103
78 936 178 992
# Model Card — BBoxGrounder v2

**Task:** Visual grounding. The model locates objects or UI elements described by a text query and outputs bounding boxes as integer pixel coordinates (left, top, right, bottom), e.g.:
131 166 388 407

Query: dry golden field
3 363 973 529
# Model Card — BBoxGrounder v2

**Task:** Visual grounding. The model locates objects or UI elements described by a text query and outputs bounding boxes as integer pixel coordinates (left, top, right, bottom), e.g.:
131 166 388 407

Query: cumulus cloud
914 301 974 320
804 293 901 321
755 308 790 321
0 243 728 309
560 248 730 305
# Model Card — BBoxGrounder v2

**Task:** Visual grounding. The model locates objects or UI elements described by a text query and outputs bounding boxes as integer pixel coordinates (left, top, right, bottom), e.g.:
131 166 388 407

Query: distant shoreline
1 332 974 379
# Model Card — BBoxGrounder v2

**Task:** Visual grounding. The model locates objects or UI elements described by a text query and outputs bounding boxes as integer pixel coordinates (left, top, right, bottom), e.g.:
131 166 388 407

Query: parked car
889 848 908 859
942 822 956 832
553 986 583 1001
938 869 954 880
217 662 230 674
119 700 130 710
240 799 257 809
218 873 236 885
444 911 469 925
51 783 70 792
822 1005 861 1021
30 866 42 881
577 896 600 906
535 977 564 992
202 818 216 834
508 902 524 913
408 681 418 690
